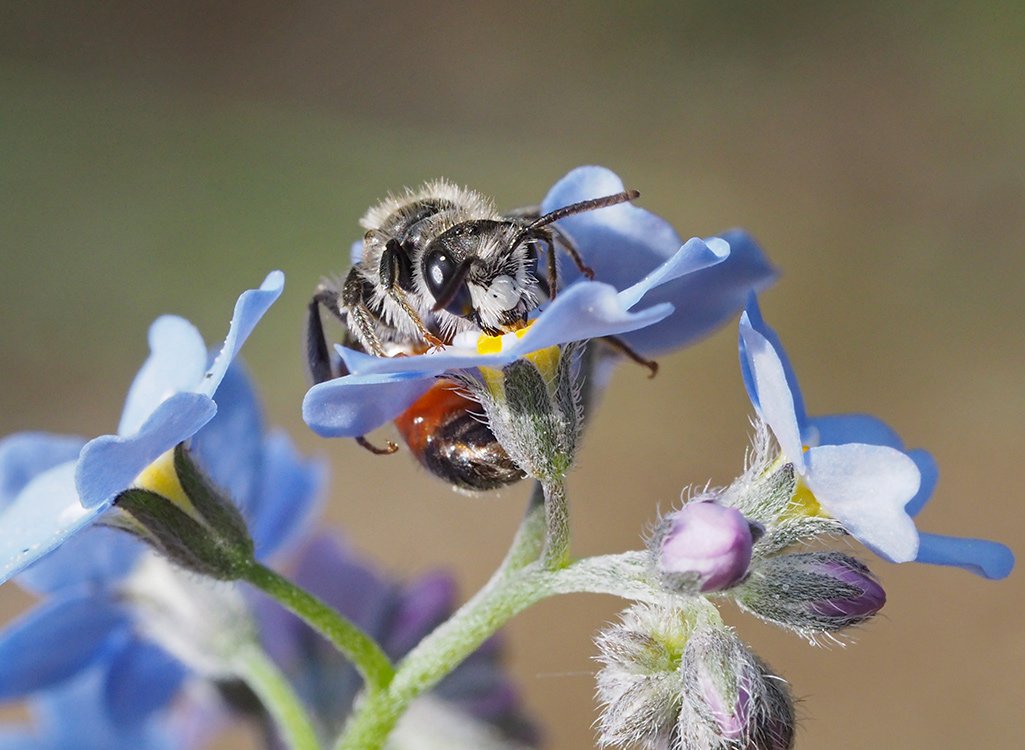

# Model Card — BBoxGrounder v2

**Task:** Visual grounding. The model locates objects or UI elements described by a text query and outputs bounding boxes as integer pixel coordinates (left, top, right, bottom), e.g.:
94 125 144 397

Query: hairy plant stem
242 560 394 693
332 496 667 750
232 643 321 750
541 476 570 569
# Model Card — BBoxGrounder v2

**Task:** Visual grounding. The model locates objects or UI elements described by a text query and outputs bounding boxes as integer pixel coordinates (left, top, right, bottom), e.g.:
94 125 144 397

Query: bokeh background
1 2 1022 747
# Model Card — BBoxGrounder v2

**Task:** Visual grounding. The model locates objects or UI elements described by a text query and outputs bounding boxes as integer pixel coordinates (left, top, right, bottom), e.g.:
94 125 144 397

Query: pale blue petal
540 165 684 291
739 295 807 431
0 731 38 749
195 270 284 398
806 414 938 517
350 239 364 266
620 229 776 357
0 593 128 698
189 363 264 507
805 443 920 562
104 639 185 724
76 392 217 509
249 431 326 559
117 317 207 436
615 236 729 310
915 533 1015 580
904 449 938 517
0 433 84 508
738 311 804 471
805 413 904 448
15 526 141 597
303 372 435 438
36 665 176 750
0 462 107 587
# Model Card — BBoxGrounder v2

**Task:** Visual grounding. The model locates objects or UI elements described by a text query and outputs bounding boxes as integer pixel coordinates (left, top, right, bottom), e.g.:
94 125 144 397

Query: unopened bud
594 604 701 748
734 552 885 635
678 627 795 749
654 501 754 594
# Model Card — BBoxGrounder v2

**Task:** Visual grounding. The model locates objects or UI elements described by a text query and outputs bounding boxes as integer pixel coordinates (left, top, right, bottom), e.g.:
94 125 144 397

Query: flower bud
654 501 754 594
734 552 885 635
678 627 795 749
594 603 701 749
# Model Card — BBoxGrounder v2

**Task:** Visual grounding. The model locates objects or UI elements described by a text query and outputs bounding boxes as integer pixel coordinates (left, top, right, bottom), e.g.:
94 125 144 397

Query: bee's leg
341 271 389 358
355 435 399 455
306 293 338 384
600 335 659 378
551 227 595 280
381 239 445 348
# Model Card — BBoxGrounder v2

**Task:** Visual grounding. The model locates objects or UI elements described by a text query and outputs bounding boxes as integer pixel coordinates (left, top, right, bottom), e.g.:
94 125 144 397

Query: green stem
333 549 667 750
540 476 570 569
232 643 321 750
242 561 394 692
501 481 547 573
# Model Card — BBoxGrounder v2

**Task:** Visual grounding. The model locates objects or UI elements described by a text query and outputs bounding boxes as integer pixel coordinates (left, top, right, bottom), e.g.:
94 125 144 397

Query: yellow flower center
133 449 196 516
475 322 561 383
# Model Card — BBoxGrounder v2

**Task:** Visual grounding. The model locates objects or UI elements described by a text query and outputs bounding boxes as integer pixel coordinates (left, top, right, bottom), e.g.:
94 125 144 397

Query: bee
307 179 651 491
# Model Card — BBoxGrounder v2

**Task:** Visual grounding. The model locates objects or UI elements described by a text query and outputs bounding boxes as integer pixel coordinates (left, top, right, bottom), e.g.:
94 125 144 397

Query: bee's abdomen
395 381 525 491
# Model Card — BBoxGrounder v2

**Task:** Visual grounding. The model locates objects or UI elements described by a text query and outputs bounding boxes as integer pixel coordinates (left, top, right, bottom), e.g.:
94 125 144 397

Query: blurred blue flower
0 660 185 750
254 532 537 746
304 166 775 439
0 273 327 725
738 295 1014 579
0 271 283 587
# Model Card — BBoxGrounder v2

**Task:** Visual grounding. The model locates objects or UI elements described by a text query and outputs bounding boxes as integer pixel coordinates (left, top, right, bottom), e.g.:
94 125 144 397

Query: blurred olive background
1 2 1022 748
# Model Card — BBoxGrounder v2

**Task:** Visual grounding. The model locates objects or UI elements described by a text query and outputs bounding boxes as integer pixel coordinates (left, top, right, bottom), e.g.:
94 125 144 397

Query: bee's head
422 219 547 333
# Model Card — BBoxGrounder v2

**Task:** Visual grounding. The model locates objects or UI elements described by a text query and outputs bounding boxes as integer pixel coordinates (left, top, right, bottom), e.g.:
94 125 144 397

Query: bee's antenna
525 189 639 232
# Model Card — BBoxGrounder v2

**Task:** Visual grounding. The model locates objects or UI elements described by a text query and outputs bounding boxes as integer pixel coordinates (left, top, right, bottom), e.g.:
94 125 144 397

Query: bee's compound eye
487 275 520 311
424 250 456 299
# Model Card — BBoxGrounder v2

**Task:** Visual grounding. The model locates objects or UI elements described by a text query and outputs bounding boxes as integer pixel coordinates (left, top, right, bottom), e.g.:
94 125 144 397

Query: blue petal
805 443 920 563
0 462 108 587
615 236 729 310
0 434 85 508
540 166 684 292
915 533 1015 579
621 229 776 357
248 430 326 559
104 638 185 724
189 363 264 509
196 270 285 398
16 525 142 597
805 413 904 447
0 731 40 750
76 392 217 509
806 414 938 517
904 449 938 517
117 317 207 437
35 665 177 750
738 310 804 470
350 239 364 266
739 295 808 432
303 371 435 438
0 593 128 698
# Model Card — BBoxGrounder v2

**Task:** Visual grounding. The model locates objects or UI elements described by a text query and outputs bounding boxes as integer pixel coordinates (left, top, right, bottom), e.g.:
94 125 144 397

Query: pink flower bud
658 501 753 593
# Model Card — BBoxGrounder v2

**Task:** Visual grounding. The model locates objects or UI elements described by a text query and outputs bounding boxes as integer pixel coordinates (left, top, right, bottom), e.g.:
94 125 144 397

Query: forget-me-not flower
304 166 775 439
0 271 283 587
738 295 1013 579
0 358 323 724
